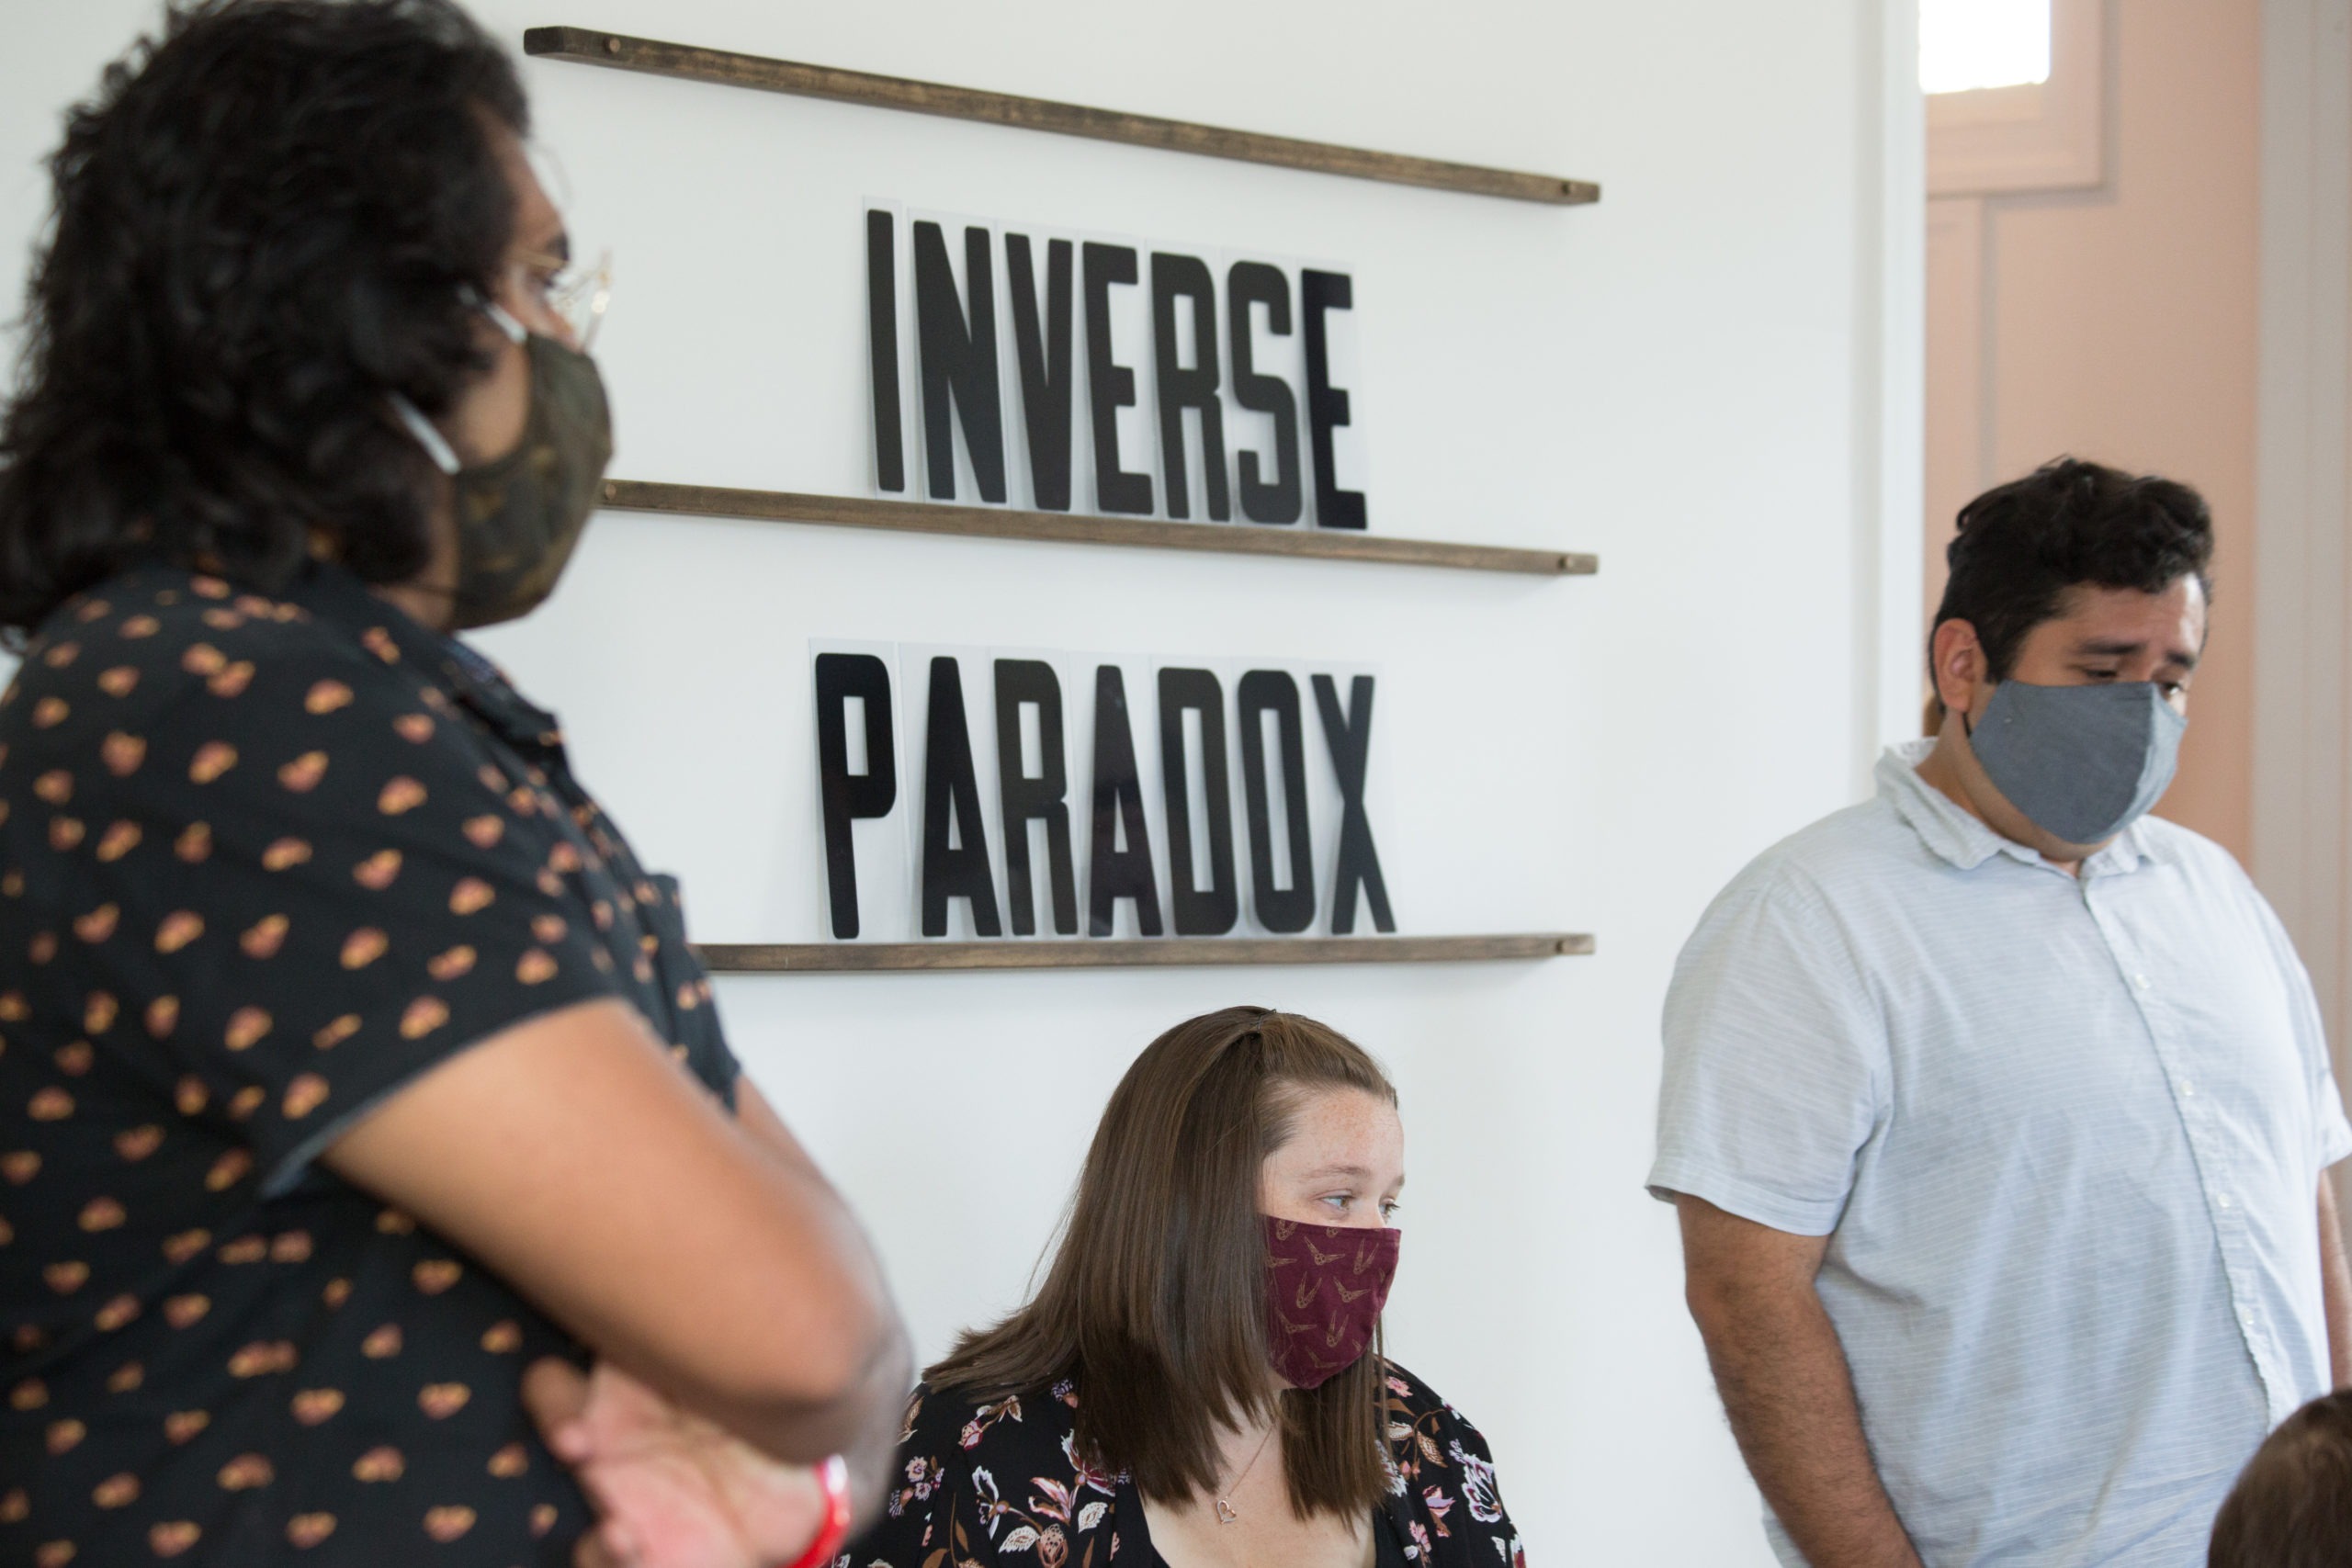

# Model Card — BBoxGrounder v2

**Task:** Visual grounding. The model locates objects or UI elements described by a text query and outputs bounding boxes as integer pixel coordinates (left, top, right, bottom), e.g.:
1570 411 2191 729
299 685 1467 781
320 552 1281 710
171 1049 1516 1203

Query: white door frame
1857 0 1928 788
2256 0 2352 1094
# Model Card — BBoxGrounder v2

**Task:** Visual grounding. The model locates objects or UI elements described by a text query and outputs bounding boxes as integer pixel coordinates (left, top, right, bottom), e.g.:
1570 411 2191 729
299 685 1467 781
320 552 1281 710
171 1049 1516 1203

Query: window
1919 0 2052 96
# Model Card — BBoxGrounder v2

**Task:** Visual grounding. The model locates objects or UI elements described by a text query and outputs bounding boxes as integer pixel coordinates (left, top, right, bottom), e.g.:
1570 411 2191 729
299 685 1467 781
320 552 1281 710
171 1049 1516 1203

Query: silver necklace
1215 1422 1278 1526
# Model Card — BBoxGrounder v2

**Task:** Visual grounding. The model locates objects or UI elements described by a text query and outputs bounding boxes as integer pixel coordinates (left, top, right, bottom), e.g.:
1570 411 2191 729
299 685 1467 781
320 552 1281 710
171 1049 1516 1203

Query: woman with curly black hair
0 5 910 1565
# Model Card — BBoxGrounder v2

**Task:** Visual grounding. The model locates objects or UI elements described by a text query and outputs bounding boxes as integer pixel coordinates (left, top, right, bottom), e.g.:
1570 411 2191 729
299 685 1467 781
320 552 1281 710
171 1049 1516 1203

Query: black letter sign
1301 269 1367 530
815 653 898 940
1158 667 1238 935
1151 254 1231 522
1312 674 1394 933
921 657 1003 937
1087 665 1163 935
1237 670 1316 933
1227 261 1302 525
866 210 904 494
914 220 1007 504
1082 243 1154 515
1006 233 1075 512
994 659 1078 936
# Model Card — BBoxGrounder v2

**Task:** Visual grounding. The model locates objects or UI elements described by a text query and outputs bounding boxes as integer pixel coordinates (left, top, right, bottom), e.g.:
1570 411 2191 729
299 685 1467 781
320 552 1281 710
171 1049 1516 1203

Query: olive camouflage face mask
390 306 614 629
1965 679 2186 847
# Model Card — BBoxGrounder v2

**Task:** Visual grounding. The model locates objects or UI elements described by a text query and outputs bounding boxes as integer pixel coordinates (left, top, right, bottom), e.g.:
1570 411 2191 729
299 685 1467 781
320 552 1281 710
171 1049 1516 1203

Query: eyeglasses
516 142 610 349
542 249 612 352
505 247 611 352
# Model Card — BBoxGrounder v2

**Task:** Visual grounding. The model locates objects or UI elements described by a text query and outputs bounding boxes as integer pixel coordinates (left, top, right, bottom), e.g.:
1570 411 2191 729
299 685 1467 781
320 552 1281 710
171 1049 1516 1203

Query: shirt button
2133 974 2152 989
2218 1193 2233 1210
2178 1080 2196 1098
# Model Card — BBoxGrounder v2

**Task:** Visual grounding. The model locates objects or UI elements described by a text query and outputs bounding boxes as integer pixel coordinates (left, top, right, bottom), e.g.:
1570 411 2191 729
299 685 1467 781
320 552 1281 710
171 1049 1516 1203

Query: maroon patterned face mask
1261 1216 1401 1390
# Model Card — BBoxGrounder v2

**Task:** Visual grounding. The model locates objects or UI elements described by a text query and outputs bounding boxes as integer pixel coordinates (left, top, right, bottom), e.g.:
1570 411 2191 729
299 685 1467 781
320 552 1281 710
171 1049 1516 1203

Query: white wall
2255 0 2352 1213
0 3 1919 1559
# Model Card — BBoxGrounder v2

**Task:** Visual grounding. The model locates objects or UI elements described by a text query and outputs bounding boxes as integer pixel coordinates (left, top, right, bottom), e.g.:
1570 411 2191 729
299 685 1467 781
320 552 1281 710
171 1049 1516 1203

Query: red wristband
778 1454 852 1568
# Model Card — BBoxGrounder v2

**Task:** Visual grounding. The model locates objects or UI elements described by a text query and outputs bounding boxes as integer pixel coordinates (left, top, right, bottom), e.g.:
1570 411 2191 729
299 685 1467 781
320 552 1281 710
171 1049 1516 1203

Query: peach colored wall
1924 0 2261 862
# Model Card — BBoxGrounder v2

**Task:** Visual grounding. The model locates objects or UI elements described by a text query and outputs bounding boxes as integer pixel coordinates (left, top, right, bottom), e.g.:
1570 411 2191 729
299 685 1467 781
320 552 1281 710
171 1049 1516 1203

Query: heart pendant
1215 1498 1239 1525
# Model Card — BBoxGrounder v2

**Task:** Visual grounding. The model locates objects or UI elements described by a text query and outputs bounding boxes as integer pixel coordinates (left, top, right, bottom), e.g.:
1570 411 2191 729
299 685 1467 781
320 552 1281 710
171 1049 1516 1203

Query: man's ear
1930 619 1987 718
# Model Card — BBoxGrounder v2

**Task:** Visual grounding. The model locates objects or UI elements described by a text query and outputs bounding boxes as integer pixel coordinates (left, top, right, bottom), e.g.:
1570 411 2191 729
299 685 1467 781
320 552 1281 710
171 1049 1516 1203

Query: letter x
1311 674 1394 934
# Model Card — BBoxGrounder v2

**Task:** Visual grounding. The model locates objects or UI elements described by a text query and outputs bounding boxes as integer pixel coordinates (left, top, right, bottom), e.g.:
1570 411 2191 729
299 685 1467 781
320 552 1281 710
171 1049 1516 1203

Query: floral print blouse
841 1359 1524 1568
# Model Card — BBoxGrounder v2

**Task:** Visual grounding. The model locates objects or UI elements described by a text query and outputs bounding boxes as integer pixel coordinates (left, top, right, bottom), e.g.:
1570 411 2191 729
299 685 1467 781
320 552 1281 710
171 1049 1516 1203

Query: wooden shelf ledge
695 933 1593 973
600 480 1597 576
524 27 1600 208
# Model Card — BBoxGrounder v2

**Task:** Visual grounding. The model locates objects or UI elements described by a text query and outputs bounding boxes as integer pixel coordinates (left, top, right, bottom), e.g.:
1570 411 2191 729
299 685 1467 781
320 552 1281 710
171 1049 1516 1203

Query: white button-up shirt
1651 740 2352 1567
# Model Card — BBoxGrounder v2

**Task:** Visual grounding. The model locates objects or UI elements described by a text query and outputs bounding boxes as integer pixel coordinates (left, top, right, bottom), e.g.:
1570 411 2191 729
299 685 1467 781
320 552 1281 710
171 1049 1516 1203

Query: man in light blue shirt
1652 458 2352 1567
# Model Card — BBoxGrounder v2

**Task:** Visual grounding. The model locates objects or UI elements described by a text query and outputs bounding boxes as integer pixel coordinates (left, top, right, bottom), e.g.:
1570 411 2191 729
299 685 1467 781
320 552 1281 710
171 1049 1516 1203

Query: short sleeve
74 642 626 1193
1648 873 1890 1235
843 1384 963 1567
2252 888 2352 1173
1379 1361 1520 1555
2316 1055 2352 1171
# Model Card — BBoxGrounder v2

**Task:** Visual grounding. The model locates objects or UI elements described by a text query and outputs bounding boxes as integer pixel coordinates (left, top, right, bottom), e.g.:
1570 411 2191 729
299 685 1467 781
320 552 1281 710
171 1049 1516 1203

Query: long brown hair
927 1006 1398 1517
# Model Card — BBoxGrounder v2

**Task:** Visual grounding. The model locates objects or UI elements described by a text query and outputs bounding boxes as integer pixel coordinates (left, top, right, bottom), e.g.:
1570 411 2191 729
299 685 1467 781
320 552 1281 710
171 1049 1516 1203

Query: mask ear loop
387 293 531 476
458 284 530 345
479 299 529 344
388 392 461 477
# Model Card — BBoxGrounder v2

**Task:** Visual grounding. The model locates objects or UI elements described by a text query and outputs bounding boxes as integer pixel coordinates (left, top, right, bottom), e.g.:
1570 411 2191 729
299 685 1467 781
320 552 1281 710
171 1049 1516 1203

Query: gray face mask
1965 680 2187 846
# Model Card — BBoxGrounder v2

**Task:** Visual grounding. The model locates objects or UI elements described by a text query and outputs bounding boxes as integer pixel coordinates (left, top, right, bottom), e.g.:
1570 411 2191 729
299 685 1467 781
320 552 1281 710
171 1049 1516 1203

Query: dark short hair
2210 1389 2352 1567
1933 457 2215 684
927 1007 1398 1517
0 0 527 645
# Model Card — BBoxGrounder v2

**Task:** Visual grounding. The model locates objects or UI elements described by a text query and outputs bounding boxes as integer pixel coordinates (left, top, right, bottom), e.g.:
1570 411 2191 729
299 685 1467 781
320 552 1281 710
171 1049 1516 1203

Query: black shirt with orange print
0 562 738 1567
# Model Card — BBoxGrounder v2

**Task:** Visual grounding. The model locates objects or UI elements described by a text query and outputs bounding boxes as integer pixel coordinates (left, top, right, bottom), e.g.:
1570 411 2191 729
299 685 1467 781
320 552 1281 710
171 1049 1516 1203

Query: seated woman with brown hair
847 1006 1521 1568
